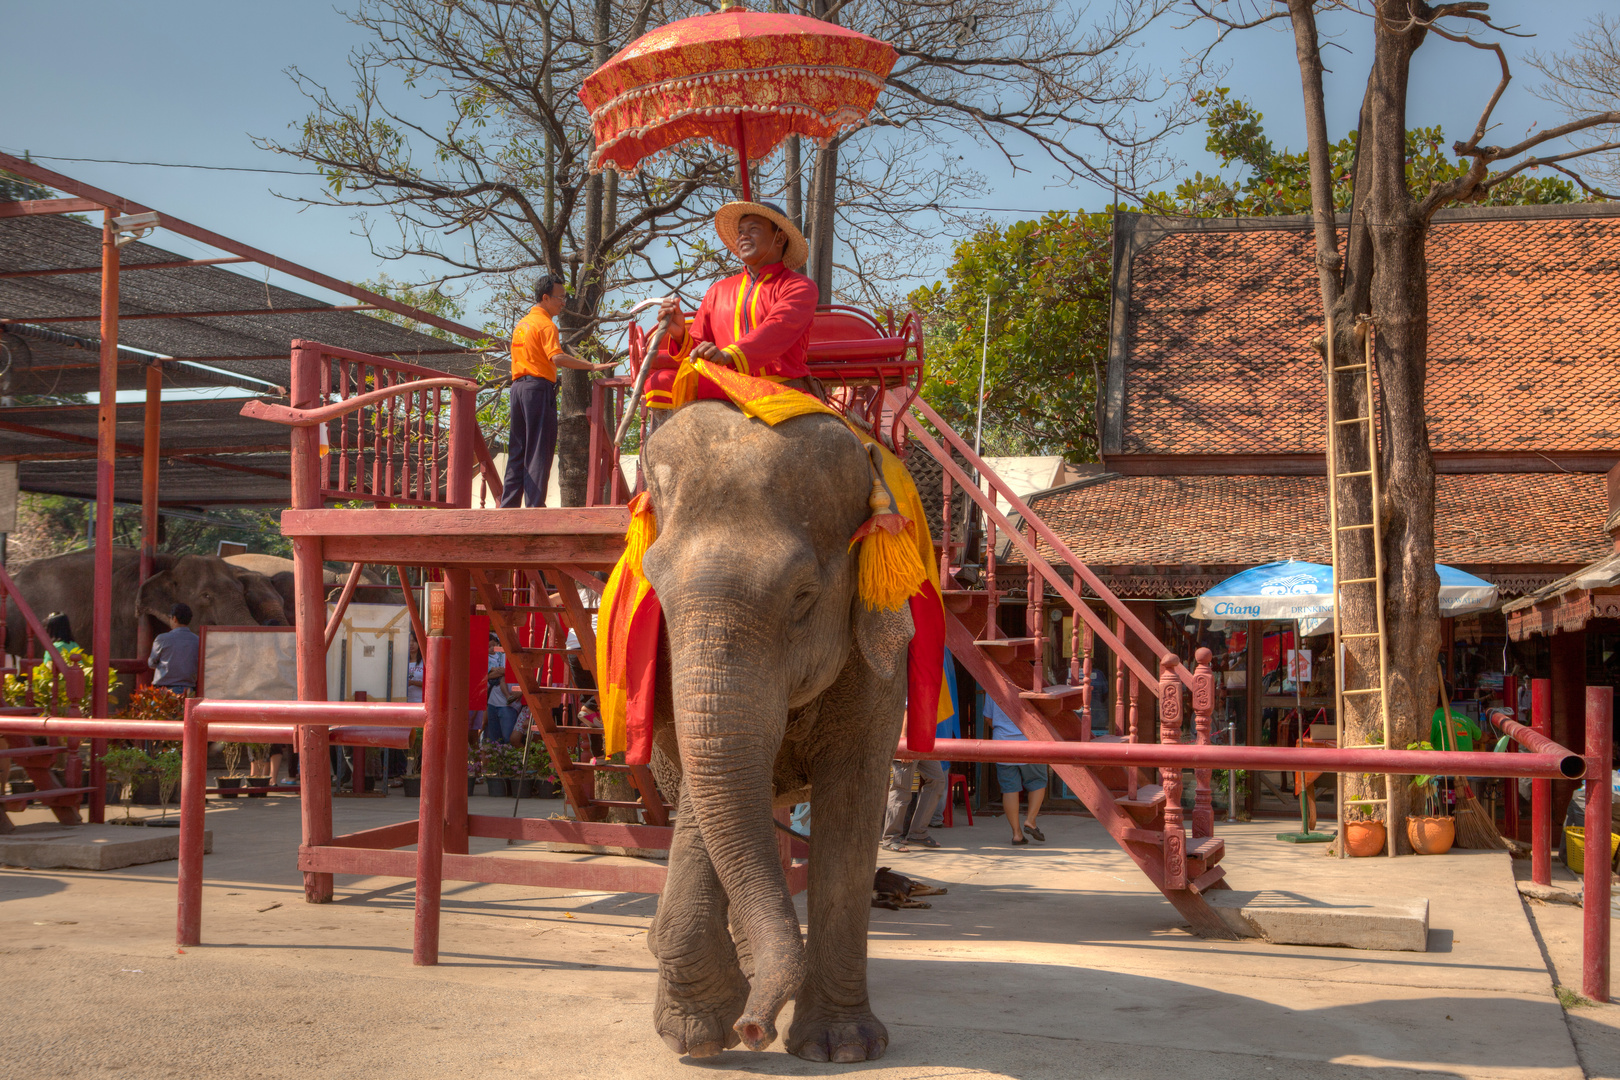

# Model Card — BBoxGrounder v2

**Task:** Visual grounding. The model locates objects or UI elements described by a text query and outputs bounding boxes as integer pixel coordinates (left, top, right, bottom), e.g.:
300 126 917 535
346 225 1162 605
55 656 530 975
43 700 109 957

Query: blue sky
4 0 1613 360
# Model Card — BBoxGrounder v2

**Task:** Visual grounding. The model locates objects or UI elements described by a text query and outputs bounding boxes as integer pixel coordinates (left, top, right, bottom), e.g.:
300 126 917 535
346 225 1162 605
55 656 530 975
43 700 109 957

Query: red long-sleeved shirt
671 262 818 379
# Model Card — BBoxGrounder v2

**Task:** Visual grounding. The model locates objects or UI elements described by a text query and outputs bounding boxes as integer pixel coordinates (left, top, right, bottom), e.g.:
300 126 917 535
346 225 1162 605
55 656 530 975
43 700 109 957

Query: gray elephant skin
5 547 286 659
639 402 913 1063
223 554 403 625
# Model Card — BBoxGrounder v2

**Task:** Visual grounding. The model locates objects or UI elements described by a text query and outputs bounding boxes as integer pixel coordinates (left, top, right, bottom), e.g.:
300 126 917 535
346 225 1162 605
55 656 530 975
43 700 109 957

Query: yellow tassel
858 520 928 611
623 491 658 576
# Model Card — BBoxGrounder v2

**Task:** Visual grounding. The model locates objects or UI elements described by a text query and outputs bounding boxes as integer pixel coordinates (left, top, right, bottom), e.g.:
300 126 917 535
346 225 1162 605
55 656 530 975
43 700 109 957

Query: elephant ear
138 570 179 621
851 597 914 683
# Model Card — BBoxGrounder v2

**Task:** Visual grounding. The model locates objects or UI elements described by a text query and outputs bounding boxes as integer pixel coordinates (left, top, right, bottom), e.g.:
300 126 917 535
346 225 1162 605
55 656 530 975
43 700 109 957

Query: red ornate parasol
580 2 897 200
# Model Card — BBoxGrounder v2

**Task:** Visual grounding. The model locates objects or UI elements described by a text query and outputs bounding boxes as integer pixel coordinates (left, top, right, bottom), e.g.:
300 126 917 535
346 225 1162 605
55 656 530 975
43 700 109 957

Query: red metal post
89 209 121 822
1191 647 1214 840
442 388 475 854
137 362 162 668
177 697 208 946
1583 685 1612 1004
1533 678 1553 887
414 635 451 965
290 343 335 903
1504 674 1521 841
1159 655 1186 888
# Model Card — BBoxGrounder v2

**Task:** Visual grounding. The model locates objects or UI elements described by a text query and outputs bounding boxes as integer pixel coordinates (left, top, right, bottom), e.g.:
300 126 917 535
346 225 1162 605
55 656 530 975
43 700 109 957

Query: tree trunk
807 143 837 302
1290 0 1442 851
784 136 803 234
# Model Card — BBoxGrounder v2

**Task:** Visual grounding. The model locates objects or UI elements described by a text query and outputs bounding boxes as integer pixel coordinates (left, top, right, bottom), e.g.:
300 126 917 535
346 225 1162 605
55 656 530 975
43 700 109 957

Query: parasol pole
614 322 669 447
735 115 752 202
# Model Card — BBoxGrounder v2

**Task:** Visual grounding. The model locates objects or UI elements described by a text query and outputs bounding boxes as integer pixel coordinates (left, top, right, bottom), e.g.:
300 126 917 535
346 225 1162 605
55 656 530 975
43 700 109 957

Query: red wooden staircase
896 398 1233 938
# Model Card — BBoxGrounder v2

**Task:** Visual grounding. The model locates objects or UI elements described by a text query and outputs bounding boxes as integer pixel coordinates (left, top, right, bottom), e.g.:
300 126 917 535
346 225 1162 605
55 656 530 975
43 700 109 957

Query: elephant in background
639 401 912 1063
5 548 285 662
223 554 404 625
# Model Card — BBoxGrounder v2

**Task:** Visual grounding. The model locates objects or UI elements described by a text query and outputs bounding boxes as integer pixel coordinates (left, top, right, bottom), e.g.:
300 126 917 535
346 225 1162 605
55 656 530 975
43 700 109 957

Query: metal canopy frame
0 155 497 824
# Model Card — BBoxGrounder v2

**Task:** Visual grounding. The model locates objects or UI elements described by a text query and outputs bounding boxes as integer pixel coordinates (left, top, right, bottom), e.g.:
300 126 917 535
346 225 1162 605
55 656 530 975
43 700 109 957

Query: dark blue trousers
501 375 559 508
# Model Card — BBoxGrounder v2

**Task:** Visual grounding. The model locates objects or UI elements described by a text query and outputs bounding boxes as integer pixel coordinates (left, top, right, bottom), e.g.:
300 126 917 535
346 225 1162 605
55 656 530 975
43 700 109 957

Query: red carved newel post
1159 654 1186 889
1191 647 1215 840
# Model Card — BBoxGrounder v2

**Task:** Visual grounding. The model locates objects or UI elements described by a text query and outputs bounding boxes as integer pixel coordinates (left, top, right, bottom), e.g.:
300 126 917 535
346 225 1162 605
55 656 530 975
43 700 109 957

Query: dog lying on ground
872 867 948 910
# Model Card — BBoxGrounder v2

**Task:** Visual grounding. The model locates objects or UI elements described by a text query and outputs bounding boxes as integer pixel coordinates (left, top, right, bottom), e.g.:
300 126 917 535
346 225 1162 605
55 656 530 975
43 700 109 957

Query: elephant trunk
669 628 802 1051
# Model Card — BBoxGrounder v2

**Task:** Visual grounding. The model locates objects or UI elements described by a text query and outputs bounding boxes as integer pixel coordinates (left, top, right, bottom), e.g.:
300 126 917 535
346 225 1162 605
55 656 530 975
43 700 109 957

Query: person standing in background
501 274 616 508
986 696 1046 845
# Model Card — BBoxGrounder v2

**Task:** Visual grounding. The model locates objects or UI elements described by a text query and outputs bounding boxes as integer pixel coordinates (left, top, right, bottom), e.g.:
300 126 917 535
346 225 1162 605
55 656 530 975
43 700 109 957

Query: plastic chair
941 772 973 827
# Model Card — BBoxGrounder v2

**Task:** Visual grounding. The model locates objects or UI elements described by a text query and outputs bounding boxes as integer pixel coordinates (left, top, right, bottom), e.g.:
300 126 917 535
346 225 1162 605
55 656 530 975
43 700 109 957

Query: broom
1438 666 1511 851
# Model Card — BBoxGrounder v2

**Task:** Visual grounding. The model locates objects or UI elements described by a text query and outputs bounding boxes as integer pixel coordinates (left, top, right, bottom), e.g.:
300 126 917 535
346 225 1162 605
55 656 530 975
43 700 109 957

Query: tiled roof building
1023 204 1620 598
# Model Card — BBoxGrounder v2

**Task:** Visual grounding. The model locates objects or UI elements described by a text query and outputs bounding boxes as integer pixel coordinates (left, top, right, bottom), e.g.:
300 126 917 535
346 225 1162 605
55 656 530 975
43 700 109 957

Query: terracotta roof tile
1018 472 1607 569
1121 210 1620 455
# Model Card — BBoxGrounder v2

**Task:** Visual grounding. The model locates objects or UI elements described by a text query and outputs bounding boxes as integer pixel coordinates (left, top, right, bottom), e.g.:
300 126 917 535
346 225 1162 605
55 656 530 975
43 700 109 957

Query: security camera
112 211 161 246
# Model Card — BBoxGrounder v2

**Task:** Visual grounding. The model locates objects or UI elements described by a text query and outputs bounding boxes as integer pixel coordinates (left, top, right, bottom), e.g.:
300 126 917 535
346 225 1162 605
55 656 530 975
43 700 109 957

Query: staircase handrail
900 395 1194 693
242 376 479 427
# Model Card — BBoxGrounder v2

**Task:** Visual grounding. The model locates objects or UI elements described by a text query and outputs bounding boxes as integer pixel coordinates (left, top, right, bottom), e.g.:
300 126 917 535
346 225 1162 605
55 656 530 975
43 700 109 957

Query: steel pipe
896 736 1585 781
190 699 425 728
0 717 412 748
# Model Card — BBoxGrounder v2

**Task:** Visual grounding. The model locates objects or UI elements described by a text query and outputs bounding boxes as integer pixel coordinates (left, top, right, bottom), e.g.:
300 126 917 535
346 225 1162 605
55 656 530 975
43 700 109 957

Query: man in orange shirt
502 275 615 508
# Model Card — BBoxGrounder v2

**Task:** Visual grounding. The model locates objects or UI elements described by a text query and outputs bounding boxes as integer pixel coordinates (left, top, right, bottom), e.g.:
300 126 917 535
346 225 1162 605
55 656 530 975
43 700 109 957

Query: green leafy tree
911 211 1111 461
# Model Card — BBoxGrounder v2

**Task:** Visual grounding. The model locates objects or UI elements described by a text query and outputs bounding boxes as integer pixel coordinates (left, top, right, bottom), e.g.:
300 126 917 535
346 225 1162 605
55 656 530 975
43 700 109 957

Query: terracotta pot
1344 819 1387 857
1406 815 1456 855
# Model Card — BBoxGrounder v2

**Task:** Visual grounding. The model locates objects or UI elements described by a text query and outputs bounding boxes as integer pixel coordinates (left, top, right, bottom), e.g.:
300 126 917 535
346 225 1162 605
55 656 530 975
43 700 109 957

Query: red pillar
1503 675 1520 841
176 698 208 946
89 209 120 822
414 635 451 965
1533 678 1553 887
442 388 474 854
1583 685 1612 1004
1551 631 1587 829
290 345 334 902
137 362 162 666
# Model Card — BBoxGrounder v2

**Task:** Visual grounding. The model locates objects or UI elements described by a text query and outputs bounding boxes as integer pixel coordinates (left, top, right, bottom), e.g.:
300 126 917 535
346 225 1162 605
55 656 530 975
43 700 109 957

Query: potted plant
1345 800 1388 857
1405 741 1455 855
100 746 155 823
402 729 423 797
522 742 558 798
483 745 521 798
246 743 272 797
151 747 183 824
218 742 248 797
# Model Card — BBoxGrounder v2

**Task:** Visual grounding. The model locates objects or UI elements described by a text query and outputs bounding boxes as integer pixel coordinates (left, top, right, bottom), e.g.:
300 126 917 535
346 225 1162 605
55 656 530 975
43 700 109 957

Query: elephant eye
790 584 818 621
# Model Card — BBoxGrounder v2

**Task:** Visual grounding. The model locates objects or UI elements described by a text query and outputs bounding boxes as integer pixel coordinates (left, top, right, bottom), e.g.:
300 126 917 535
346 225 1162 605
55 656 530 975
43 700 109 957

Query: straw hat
714 200 809 270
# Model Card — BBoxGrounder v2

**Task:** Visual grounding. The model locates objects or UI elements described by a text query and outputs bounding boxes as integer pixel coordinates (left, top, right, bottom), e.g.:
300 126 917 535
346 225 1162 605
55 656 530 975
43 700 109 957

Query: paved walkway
0 795 1605 1079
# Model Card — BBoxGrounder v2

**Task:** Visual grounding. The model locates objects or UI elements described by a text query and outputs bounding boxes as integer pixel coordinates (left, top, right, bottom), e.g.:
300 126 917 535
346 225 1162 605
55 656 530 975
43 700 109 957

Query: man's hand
592 361 617 373
658 297 685 341
691 341 722 362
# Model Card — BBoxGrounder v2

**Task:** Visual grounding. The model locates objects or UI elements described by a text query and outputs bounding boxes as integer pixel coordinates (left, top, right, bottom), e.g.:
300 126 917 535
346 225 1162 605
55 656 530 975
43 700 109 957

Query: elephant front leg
648 798 751 1058
786 745 892 1063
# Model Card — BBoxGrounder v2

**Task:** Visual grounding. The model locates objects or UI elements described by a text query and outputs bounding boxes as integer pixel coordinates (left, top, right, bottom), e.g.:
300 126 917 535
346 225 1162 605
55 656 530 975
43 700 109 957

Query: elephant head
135 555 266 632
640 401 910 1049
231 566 288 626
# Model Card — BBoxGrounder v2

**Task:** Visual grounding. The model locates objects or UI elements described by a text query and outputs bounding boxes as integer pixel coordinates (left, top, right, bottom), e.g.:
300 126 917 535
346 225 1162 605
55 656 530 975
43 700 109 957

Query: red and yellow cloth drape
596 357 949 765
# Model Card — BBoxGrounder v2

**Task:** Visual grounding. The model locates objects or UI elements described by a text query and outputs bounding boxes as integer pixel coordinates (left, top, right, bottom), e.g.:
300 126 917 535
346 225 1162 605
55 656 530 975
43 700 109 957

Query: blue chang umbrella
1192 561 1500 625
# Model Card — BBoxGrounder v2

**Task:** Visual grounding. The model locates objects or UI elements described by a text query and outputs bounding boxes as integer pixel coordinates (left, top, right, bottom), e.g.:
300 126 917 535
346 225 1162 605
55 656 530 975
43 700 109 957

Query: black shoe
1023 824 1046 842
1009 837 1029 846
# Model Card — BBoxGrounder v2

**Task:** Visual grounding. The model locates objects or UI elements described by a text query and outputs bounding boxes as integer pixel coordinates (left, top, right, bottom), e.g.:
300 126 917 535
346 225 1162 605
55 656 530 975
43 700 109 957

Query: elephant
223 554 404 623
638 401 912 1063
5 548 286 662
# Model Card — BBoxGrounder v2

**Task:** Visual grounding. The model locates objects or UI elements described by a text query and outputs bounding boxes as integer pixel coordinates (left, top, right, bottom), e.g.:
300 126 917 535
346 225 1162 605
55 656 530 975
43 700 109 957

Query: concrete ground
0 793 1608 1080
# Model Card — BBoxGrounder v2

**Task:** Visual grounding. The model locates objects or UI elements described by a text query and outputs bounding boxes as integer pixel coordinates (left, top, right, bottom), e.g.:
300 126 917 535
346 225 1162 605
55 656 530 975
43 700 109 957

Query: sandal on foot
909 836 941 849
1023 824 1046 842
880 840 909 853
1009 837 1029 846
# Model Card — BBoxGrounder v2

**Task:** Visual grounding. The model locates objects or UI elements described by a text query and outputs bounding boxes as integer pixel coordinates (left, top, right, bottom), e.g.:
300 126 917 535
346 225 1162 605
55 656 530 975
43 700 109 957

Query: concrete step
0 822 213 870
1205 889 1429 951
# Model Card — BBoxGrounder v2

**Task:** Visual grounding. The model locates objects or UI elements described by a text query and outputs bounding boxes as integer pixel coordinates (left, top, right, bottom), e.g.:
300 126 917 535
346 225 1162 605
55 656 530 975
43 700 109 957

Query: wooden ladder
469 568 669 826
1325 315 1394 856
